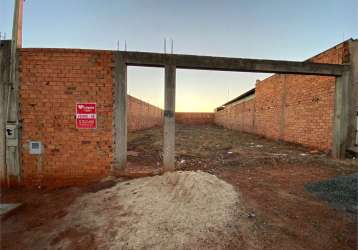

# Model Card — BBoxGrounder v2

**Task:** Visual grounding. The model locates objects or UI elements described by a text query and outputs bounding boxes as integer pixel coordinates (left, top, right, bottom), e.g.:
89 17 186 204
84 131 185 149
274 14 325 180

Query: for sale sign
76 103 97 129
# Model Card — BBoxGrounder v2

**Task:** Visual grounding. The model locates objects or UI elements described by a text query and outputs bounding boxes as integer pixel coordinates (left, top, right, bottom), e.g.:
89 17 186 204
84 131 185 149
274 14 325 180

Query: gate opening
126 66 164 169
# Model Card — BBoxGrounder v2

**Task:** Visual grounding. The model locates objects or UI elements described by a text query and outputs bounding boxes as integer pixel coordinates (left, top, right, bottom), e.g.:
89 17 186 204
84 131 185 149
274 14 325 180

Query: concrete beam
163 64 176 170
114 53 127 169
120 51 348 76
332 70 350 158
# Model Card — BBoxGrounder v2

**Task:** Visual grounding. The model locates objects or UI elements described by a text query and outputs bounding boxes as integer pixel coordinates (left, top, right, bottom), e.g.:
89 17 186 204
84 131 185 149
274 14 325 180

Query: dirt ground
1 124 358 249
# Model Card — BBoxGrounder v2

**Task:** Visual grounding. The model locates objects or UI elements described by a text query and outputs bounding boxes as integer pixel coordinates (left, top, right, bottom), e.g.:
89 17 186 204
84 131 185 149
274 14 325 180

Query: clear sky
1 0 357 111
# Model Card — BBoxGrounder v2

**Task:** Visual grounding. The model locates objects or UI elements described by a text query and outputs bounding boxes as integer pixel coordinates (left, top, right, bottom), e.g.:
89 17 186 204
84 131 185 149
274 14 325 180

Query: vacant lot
1 124 357 249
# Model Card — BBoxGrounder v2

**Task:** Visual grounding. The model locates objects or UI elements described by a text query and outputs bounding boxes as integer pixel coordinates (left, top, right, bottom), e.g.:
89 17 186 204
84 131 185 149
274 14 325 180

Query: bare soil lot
1 124 357 249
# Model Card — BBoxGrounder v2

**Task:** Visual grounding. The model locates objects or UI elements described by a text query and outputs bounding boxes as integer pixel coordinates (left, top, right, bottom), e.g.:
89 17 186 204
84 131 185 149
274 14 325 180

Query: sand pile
51 171 245 249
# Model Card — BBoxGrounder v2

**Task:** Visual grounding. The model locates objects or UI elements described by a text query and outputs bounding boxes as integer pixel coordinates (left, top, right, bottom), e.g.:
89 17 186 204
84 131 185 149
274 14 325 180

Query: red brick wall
215 98 255 133
19 49 163 187
255 76 286 140
279 74 335 149
176 112 214 125
128 95 163 131
215 41 349 151
20 49 114 187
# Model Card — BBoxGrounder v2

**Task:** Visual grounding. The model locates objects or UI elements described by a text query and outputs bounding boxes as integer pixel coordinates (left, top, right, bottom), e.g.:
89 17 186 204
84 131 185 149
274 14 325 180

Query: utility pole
4 0 24 185
12 0 23 50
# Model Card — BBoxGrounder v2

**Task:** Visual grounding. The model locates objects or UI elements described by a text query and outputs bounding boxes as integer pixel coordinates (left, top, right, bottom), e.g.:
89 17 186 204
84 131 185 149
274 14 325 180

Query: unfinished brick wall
19 49 163 187
128 95 163 131
176 112 214 125
277 74 335 149
214 98 255 133
20 49 114 187
254 75 286 140
215 41 350 151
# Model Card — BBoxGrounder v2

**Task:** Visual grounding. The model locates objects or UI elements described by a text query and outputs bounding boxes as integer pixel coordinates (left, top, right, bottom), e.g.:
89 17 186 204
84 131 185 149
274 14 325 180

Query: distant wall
214 97 255 133
176 112 214 125
128 95 163 131
215 41 350 152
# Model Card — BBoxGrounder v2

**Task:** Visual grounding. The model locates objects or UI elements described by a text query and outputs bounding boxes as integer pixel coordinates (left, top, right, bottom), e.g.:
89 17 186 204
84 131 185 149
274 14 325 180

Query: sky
1 0 357 111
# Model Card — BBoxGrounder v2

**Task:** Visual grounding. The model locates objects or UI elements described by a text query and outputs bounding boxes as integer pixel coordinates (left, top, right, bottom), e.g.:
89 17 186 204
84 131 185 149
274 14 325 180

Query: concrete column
348 40 358 148
279 75 287 140
0 41 11 183
332 70 350 158
114 54 127 169
0 48 4 184
163 64 176 170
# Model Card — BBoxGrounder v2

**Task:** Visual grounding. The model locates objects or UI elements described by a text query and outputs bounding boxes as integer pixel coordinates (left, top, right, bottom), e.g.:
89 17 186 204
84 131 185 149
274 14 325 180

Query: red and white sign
76 103 97 129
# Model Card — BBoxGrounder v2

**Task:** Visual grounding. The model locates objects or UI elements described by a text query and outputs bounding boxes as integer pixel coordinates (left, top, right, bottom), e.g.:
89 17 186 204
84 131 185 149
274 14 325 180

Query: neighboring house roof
215 88 255 111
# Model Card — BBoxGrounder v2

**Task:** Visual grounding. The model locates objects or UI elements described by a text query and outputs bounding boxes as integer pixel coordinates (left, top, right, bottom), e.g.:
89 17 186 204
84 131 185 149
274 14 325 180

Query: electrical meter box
5 123 18 147
6 124 17 139
29 141 42 155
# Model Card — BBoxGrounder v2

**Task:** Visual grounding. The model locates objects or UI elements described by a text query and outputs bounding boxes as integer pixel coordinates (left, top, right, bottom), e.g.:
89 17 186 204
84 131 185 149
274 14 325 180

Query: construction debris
49 171 245 249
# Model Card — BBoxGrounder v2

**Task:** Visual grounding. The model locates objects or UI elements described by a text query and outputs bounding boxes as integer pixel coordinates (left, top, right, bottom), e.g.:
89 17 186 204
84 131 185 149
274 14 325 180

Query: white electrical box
6 124 17 139
6 123 18 147
29 141 42 155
